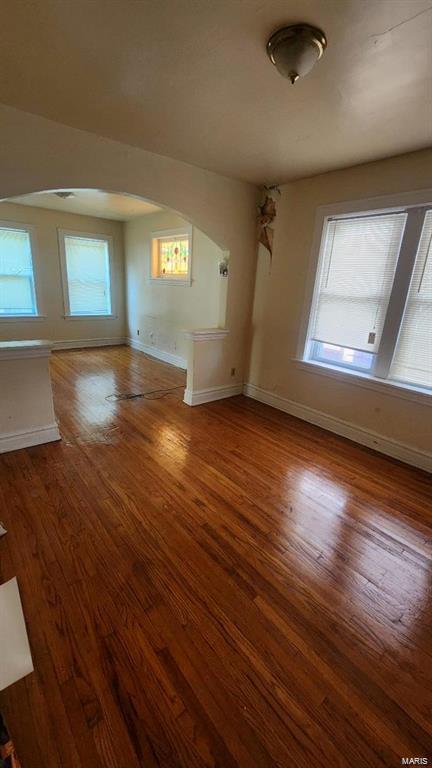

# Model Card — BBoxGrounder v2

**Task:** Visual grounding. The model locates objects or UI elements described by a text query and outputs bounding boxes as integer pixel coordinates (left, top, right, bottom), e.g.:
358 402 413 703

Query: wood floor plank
0 346 431 767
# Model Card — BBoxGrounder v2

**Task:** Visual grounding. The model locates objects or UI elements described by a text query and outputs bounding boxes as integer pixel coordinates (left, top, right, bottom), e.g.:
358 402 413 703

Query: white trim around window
298 188 432 401
58 229 115 318
0 219 44 319
149 226 193 285
0 315 47 323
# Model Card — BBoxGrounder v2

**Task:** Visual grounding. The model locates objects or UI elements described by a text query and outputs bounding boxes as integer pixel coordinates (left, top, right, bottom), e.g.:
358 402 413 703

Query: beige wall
125 211 226 363
0 355 56 436
248 148 432 455
0 104 257 388
0 343 59 451
0 201 125 344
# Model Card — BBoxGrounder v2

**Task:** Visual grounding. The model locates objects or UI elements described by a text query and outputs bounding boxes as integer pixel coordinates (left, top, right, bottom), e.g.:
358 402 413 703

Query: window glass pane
151 230 191 280
312 342 374 371
390 210 432 389
159 237 189 276
64 235 111 316
0 227 36 315
310 213 406 353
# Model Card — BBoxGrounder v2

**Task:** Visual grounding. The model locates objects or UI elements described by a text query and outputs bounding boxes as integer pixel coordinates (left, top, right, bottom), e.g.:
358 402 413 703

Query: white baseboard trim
127 338 186 369
53 337 126 351
243 383 432 473
0 424 61 454
184 383 243 406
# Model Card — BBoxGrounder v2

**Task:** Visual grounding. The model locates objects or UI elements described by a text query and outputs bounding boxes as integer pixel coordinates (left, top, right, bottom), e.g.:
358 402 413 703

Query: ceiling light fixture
266 24 327 84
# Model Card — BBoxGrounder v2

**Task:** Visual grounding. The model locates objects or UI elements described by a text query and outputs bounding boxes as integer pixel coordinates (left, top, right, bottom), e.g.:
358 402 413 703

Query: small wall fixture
266 24 327 84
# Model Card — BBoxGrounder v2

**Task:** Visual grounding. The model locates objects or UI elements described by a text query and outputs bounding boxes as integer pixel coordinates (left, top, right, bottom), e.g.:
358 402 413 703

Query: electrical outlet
230 367 236 377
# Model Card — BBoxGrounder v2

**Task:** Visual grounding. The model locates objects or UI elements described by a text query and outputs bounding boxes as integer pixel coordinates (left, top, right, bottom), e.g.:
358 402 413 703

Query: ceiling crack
370 5 432 38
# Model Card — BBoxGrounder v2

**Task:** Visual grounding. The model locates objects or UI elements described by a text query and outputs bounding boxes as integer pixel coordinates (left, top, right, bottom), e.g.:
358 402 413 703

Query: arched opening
0 188 230 400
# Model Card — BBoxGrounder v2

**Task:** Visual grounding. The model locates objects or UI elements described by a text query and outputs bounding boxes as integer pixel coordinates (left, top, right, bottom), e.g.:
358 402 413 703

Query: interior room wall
0 342 60 452
0 201 125 345
125 211 226 366
247 147 432 459
0 104 258 389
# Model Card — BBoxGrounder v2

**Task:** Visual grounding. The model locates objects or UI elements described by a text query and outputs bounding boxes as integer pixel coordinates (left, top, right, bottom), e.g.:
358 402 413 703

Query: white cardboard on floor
0 577 34 691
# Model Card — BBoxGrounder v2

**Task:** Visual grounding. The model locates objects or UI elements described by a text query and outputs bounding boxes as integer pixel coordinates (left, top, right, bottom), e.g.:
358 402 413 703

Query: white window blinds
0 226 37 315
63 235 111 316
390 210 432 389
310 213 406 353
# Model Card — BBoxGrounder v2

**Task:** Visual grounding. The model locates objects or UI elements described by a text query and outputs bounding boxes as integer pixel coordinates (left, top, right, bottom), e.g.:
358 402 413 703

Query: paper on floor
0 577 34 691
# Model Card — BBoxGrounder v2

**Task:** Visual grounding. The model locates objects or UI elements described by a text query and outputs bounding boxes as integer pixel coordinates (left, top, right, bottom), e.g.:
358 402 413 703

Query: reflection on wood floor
0 345 431 767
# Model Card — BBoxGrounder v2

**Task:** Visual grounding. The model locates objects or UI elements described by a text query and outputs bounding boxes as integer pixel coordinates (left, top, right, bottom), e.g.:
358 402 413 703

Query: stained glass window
159 237 189 275
151 228 192 283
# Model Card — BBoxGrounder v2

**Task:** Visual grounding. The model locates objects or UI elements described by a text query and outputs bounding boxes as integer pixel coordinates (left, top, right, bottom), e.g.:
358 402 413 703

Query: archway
0 187 231 401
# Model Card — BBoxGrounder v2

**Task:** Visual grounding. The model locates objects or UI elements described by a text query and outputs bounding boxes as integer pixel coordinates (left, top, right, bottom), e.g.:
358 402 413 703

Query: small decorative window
150 227 192 284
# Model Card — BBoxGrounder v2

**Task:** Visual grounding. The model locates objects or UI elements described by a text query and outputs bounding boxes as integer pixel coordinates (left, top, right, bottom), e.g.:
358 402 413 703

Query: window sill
294 358 431 406
0 315 47 322
63 314 117 320
149 277 191 286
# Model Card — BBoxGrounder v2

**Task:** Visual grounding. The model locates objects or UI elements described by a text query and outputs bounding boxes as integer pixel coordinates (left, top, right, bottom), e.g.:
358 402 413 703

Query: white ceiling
0 0 431 184
7 191 162 221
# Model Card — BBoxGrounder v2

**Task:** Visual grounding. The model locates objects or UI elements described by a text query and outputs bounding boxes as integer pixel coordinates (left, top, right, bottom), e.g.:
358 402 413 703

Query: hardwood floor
0 346 431 768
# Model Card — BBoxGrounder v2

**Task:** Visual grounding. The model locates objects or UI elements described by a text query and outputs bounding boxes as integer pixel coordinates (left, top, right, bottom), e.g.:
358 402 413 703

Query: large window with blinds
305 206 432 393
0 223 38 316
59 231 113 317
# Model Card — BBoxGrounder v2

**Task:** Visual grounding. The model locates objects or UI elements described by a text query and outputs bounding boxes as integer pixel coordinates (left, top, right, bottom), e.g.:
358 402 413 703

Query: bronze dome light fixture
266 24 327 84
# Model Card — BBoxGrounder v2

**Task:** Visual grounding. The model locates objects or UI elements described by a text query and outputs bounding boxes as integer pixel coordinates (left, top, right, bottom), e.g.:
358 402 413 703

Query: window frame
0 219 42 320
58 229 115 319
298 189 432 401
149 226 193 285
